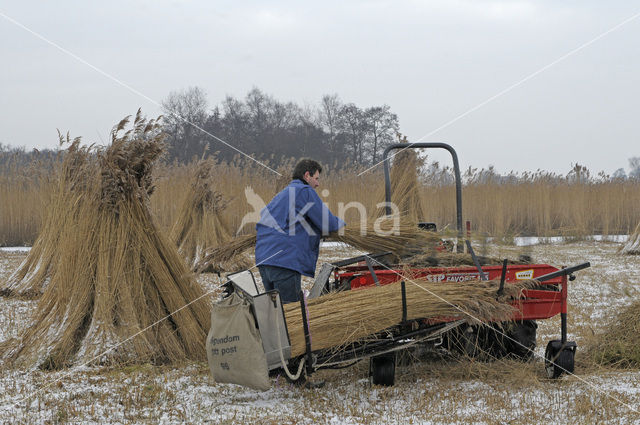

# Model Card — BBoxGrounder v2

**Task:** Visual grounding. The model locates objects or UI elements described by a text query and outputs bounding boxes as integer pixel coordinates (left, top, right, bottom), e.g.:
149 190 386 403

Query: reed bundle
169 158 249 271
1 137 93 298
587 299 640 368
383 138 425 222
620 222 640 255
195 234 257 273
195 215 441 272
284 277 538 357
327 216 441 258
2 111 211 369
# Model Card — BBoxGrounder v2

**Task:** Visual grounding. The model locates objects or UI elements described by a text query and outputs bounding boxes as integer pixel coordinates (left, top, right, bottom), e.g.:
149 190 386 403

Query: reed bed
3 155 640 245
1 111 210 369
283 277 539 357
0 159 51 246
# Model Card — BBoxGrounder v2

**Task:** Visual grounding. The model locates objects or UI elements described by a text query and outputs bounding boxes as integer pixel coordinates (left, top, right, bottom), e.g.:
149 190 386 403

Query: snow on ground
1 240 640 424
0 247 31 252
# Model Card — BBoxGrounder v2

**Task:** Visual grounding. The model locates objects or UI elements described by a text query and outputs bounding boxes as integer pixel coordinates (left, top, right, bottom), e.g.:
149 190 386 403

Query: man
255 158 345 303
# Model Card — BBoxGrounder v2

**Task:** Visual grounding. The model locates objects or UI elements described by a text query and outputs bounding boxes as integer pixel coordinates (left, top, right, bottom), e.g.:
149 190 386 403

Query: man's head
292 158 322 189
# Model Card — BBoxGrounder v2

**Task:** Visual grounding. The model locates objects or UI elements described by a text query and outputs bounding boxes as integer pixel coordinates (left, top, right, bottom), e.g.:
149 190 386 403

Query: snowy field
1 240 640 424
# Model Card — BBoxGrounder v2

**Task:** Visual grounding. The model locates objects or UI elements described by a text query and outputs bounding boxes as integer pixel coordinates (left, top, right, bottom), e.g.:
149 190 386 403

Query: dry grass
586 299 640 368
284 277 539 357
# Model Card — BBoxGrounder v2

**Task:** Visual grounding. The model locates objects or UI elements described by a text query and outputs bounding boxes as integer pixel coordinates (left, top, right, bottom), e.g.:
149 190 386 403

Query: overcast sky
1 1 639 175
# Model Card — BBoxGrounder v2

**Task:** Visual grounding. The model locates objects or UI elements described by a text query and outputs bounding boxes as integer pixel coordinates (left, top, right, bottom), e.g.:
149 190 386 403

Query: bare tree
161 87 209 162
318 94 344 157
629 157 640 179
340 103 367 164
365 105 399 164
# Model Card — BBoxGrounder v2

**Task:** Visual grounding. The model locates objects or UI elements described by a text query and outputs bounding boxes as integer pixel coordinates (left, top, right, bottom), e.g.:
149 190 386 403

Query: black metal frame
313 321 450 367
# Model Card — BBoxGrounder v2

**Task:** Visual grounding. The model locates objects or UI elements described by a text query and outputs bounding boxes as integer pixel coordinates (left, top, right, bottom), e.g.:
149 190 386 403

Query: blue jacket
255 179 346 277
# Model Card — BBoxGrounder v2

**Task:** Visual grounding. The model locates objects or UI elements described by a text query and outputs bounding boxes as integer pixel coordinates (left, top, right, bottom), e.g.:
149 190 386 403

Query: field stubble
1 241 640 424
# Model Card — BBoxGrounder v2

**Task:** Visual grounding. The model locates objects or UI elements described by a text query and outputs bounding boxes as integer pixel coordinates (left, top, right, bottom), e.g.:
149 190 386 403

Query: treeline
161 87 399 165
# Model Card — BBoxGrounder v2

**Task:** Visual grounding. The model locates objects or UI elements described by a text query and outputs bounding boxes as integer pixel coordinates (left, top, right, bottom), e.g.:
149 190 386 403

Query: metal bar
535 262 591 282
401 281 407 323
498 258 508 296
299 294 313 376
561 273 568 344
314 322 452 366
365 256 381 286
331 252 391 267
465 240 488 281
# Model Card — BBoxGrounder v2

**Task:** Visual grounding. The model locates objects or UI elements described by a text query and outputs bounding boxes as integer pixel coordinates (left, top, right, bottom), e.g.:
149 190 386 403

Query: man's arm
301 187 346 235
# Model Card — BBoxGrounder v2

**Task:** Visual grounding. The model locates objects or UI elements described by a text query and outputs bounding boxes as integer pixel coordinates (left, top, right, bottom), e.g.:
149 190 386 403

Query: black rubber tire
545 343 575 379
446 326 482 358
370 353 396 386
506 320 537 360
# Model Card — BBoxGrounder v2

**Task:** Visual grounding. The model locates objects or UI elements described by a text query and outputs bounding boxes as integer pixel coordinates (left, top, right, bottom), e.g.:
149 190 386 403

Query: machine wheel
506 320 537 360
446 325 482 358
544 340 575 379
370 353 396 386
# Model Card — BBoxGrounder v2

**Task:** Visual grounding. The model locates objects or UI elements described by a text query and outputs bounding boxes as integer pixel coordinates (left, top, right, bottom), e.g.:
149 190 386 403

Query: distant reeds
1 136 92 298
2 154 640 244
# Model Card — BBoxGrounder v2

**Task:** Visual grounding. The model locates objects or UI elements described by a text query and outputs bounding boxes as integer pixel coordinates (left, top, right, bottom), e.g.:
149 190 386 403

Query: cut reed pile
0 136 92 298
169 158 249 272
284 277 539 357
620 222 640 255
587 299 640 368
1 111 210 369
194 234 257 273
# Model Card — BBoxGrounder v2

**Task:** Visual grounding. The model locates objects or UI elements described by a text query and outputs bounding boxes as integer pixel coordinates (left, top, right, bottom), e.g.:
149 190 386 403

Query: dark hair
292 158 323 182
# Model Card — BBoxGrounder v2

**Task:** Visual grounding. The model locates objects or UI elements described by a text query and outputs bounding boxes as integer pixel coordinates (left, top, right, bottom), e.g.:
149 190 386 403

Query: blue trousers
258 265 302 304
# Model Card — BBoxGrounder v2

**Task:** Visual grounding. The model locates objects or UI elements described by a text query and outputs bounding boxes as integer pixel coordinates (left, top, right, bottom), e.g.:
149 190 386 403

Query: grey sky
1 1 638 175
